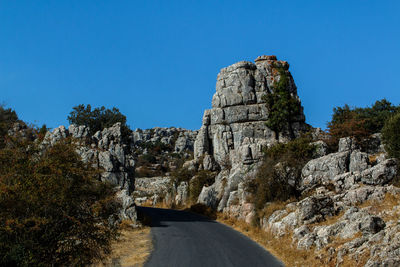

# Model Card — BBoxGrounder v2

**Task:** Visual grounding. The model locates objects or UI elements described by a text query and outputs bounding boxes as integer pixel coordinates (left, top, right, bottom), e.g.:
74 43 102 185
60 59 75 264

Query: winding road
138 206 283 267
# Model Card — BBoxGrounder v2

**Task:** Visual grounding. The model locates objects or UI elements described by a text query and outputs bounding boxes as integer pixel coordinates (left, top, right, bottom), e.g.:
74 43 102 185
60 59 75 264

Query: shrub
139 153 157 164
188 203 217 220
357 99 399 133
0 105 20 147
382 112 400 159
189 171 215 202
170 167 195 185
0 138 120 266
264 66 304 139
37 124 49 141
327 108 369 149
67 104 130 138
247 135 316 211
327 99 400 146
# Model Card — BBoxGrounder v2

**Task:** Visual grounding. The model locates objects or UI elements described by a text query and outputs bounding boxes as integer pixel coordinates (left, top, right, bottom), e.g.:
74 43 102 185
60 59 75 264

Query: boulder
312 140 328 158
349 150 370 173
338 137 359 152
175 181 189 206
297 195 335 224
300 151 350 191
361 159 397 185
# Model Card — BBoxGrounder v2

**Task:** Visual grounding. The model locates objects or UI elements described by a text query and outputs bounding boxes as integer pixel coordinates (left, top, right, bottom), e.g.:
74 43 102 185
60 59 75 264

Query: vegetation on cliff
327 99 400 149
68 104 130 138
264 66 304 139
382 112 400 159
0 105 21 147
247 135 316 212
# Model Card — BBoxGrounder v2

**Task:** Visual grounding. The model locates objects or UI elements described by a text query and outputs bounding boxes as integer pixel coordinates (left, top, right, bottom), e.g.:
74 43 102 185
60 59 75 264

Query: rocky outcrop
132 127 197 178
42 123 137 222
128 127 197 207
133 177 172 206
257 132 399 266
132 127 197 154
194 56 308 169
194 55 309 215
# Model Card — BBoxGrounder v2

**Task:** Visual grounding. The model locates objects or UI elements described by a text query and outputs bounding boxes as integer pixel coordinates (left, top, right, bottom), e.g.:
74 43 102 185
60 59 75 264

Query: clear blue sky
1 1 399 130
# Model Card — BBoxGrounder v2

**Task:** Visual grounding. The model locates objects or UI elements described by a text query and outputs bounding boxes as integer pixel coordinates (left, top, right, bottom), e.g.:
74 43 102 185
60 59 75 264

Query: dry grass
137 195 397 267
309 210 345 228
216 213 318 267
315 232 368 267
368 153 384 165
216 207 368 267
93 224 152 267
359 192 400 221
259 200 290 219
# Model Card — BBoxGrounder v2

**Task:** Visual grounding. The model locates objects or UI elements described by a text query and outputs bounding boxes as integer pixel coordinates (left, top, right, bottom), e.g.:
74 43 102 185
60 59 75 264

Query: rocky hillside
132 55 309 208
132 127 197 178
260 134 399 266
132 55 400 266
28 55 399 266
42 123 198 221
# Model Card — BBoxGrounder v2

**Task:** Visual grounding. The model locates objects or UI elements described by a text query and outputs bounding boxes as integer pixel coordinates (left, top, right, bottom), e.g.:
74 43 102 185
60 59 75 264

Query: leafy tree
0 105 20 147
37 124 49 141
327 99 400 147
356 99 399 133
67 104 130 137
0 138 120 266
327 107 369 145
382 112 400 159
264 66 304 140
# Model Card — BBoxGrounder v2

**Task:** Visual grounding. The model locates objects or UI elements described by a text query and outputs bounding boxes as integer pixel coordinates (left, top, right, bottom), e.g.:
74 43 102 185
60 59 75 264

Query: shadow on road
137 206 216 228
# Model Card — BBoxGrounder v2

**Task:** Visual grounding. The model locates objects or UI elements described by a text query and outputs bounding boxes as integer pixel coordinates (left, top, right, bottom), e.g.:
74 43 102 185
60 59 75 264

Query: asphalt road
138 206 283 267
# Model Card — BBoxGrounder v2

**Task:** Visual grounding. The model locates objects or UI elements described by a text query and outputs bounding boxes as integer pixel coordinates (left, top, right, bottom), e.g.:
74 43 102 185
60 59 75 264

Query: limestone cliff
193 55 308 215
194 55 308 170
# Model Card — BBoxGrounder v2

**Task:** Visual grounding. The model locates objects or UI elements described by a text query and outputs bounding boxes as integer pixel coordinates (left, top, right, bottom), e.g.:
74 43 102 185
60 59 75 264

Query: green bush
382 112 400 159
189 171 215 202
0 138 120 266
0 105 20 147
170 167 195 185
264 66 304 139
139 153 157 164
327 99 400 145
247 135 316 211
67 104 130 138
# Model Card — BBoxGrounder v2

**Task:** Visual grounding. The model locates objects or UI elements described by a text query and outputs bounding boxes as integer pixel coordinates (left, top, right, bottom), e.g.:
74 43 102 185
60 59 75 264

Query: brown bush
0 138 120 266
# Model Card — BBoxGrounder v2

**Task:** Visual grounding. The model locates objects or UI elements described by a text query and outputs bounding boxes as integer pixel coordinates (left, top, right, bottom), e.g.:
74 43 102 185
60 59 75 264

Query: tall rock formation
194 55 307 169
194 55 309 217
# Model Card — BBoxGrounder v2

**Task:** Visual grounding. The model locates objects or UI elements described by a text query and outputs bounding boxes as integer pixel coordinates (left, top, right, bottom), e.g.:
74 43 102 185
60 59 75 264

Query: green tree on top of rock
382 112 400 159
263 66 303 140
67 104 130 137
327 99 400 146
